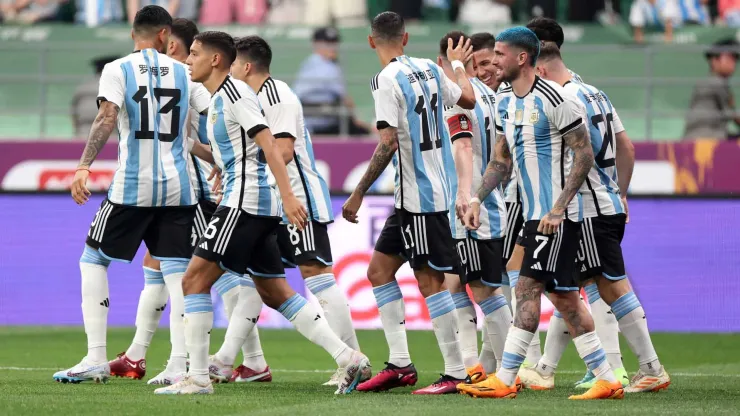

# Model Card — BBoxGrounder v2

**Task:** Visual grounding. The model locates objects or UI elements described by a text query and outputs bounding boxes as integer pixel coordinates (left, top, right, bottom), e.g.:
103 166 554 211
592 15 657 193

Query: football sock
162 260 188 373
372 281 411 367
496 326 534 386
305 273 360 351
539 309 570 377
213 272 242 319
215 281 263 367
612 291 661 376
501 272 512 310
426 290 466 379
240 276 267 370
126 266 167 361
526 327 542 364
573 331 617 383
279 294 353 368
508 270 520 312
479 326 497 373
183 294 213 384
80 246 111 364
452 291 479 368
585 283 623 371
480 294 512 366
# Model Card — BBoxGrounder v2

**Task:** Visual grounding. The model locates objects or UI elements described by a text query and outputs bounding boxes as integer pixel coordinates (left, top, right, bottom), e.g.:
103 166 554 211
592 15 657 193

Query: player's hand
538 209 564 235
283 193 308 231
463 200 481 230
71 168 91 205
209 167 223 203
447 36 473 65
342 192 363 224
621 196 629 224
455 192 470 222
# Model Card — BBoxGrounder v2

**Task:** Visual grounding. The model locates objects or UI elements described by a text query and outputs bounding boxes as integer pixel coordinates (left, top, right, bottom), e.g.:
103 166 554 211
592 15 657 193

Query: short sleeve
444 106 473 142
439 68 463 107
371 73 399 129
264 101 300 140
230 95 269 139
97 63 125 108
659 0 680 23
494 101 504 133
611 108 625 134
628 0 647 27
189 81 211 114
551 91 585 136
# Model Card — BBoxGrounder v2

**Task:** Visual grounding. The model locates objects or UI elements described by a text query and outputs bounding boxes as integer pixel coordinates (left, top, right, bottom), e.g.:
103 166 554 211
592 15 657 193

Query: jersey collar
215 74 232 97
513 75 540 99
258 76 274 93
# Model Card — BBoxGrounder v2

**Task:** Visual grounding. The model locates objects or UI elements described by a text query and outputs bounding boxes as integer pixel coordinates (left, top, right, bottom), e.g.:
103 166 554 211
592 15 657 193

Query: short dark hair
705 38 740 60
371 11 405 43
235 36 273 72
194 31 237 66
171 18 199 51
496 27 540 67
526 17 564 49
537 41 562 62
439 31 467 57
470 32 495 53
133 5 172 34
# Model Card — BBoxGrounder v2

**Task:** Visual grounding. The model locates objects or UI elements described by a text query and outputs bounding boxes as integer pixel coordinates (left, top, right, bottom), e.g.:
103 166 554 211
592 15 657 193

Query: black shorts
454 237 505 286
191 199 219 247
86 199 195 262
375 209 457 271
193 206 285 278
277 221 333 268
519 219 582 292
577 214 627 281
502 202 525 262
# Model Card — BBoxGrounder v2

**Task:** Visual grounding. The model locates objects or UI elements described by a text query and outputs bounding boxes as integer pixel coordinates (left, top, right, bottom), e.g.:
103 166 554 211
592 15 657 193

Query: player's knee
299 262 331 279
213 272 242 297
444 274 464 294
80 245 111 268
416 268 445 298
182 266 211 295
142 251 160 270
253 278 293 309
470 283 498 304
594 276 631 305
367 262 394 287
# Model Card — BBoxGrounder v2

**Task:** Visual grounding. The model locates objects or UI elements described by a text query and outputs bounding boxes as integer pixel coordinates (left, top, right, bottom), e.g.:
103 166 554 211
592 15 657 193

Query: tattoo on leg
513 277 543 333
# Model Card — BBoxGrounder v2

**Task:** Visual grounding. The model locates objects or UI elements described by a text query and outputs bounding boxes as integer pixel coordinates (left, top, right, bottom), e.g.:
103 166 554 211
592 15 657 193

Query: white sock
372 281 411 367
80 252 110 364
539 310 570 376
526 327 542 364
240 276 268 370
162 263 187 373
215 283 262 366
508 270 520 313
279 294 354 368
479 326 497 373
126 267 168 361
612 291 661 375
585 284 622 370
573 331 616 382
451 291 479 368
213 272 241 319
426 290 466 379
305 273 360 351
496 326 534 386
183 294 213 384
502 272 512 311
479 294 512 367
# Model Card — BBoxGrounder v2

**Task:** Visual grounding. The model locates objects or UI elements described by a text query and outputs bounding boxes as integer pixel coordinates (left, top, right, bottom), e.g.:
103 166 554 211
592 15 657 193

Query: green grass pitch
1 327 739 415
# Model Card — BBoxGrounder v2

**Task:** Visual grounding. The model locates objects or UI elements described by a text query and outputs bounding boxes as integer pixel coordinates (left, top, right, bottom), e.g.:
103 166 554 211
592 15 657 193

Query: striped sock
586 283 623 371
452 291 479 368
479 294 512 365
426 290 466 379
79 245 111 364
214 272 242 318
162 260 189 372
539 309 570 376
612 291 661 375
373 281 410 367
496 326 534 386
184 294 213 384
573 331 616 383
306 273 360 351
126 267 167 361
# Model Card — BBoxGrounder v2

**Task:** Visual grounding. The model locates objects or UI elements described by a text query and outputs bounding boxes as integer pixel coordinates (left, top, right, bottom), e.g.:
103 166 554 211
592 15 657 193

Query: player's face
186 41 211 83
230 56 249 82
492 41 521 83
473 48 501 90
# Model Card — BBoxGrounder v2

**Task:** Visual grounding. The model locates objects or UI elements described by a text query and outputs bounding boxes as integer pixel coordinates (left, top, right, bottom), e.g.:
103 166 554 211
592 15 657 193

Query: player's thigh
86 199 153 262
502 202 524 266
142 250 160 270
193 206 251 276
145 205 197 261
457 237 505 288
519 219 581 292
191 199 218 248
444 273 464 294
369 211 406 286
247 218 293 309
399 211 457 273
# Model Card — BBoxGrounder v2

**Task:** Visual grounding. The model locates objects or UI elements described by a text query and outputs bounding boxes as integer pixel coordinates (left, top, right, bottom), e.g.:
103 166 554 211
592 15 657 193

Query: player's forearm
191 142 215 164
454 68 476 110
168 0 181 15
554 124 594 214
79 102 118 168
264 141 295 199
453 140 474 199
275 139 295 164
615 131 635 195
127 0 138 22
354 128 398 196
474 135 511 201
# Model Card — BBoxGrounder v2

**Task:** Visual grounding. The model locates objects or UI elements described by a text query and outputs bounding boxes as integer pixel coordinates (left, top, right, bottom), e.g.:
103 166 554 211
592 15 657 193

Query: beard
497 65 520 83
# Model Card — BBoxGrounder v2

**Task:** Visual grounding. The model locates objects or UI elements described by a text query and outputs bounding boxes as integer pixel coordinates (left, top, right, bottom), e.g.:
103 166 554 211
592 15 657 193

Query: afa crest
529 109 539 123
514 109 523 124
210 111 218 124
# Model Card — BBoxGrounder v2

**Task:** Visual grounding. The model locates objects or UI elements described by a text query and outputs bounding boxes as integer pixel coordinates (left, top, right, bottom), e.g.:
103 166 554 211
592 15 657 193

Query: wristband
451 60 465 72
470 197 481 205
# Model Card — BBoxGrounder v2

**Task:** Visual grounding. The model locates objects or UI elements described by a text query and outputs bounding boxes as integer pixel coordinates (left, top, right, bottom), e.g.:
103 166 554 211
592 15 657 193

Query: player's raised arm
464 133 512 230
445 36 476 110
447 110 474 220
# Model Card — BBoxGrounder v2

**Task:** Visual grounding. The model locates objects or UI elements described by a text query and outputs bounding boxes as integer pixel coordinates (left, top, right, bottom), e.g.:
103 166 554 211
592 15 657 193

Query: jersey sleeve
611 107 625 134
230 95 270 138
189 81 211 114
551 91 585 136
444 106 473 142
97 63 125 108
264 101 300 140
371 72 399 129
494 100 504 133
439 67 463 107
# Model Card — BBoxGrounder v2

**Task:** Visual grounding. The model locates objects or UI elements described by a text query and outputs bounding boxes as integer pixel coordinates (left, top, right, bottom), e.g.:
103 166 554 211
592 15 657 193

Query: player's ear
211 52 220 69
436 56 443 67
402 32 409 47
368 35 376 50
130 28 135 41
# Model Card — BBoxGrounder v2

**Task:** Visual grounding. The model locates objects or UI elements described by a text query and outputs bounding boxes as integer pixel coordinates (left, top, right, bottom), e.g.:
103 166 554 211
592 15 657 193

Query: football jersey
445 77 507 240
564 80 626 218
371 55 462 214
495 76 584 222
206 75 281 217
97 48 211 207
256 77 333 224
188 109 218 204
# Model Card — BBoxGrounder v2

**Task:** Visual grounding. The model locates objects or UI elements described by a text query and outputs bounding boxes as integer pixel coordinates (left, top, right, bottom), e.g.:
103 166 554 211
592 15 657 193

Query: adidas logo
314 314 321 321
250 317 258 323
501 112 509 120
155 304 167 312
470 317 478 325
399 320 406 325
199 241 208 250
581 264 587 272
100 298 109 307
295 247 302 256
531 262 543 271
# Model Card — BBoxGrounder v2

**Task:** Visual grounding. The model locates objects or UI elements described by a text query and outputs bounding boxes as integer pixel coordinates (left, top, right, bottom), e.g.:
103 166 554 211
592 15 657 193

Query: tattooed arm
71 101 118 205
463 134 512 229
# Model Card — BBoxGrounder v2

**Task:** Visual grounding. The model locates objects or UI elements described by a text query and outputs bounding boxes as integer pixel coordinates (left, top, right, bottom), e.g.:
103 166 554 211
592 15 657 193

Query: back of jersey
98 49 193 207
565 81 625 217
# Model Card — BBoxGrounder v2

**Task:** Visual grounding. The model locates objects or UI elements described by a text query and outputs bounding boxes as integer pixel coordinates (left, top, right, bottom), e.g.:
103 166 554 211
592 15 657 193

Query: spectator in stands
684 39 740 140
293 27 371 136
719 0 740 27
198 0 266 25
629 0 710 43
71 56 119 137
1 0 59 24
305 0 366 27
265 0 302 24
457 0 513 24
75 0 123 26
128 0 197 22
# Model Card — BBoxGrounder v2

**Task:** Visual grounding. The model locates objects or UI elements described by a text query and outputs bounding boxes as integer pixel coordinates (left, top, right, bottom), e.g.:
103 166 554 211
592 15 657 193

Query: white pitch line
1 366 738 378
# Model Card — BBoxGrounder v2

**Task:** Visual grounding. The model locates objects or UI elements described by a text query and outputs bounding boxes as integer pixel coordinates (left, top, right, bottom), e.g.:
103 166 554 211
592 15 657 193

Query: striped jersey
495 76 584 222
371 55 462 214
256 77 333 223
564 80 626 218
444 77 507 240
206 75 281 217
188 108 218 204
97 49 210 207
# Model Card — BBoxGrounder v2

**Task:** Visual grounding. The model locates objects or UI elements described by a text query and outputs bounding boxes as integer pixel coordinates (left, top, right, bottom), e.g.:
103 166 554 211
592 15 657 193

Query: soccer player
458 27 623 400
342 11 478 394
518 41 670 393
154 31 369 395
54 5 211 384
438 31 511 383
207 35 365 386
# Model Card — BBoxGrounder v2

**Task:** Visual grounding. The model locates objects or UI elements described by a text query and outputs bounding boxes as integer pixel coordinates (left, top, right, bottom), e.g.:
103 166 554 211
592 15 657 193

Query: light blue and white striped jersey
76 0 123 27
495 77 584 222
188 109 218 204
564 80 626 218
97 49 210 207
206 75 281 217
445 78 507 240
257 77 333 224
371 55 462 214
629 0 709 27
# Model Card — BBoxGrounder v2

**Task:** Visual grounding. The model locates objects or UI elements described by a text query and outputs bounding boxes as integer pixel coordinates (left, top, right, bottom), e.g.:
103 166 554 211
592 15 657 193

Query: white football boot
53 357 110 384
